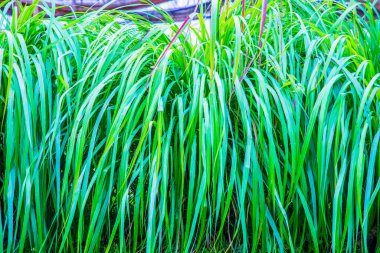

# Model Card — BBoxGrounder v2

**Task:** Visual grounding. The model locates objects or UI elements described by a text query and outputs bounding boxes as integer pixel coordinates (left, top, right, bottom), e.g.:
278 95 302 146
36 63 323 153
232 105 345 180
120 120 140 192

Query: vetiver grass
0 0 379 252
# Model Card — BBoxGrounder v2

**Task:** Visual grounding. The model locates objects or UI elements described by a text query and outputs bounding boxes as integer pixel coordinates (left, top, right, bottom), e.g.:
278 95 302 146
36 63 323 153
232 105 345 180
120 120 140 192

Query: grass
0 0 379 252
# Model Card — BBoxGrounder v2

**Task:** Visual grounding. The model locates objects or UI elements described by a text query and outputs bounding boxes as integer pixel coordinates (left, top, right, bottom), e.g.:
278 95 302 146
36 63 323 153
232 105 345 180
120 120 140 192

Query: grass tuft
0 0 379 252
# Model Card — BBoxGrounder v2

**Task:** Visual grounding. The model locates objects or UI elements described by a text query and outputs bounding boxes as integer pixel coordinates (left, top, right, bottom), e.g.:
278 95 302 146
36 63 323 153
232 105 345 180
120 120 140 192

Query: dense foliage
0 0 379 252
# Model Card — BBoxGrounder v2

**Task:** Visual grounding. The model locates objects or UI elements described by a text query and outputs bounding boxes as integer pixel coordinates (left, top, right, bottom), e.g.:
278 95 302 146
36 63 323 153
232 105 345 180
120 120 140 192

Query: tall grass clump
0 0 379 252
